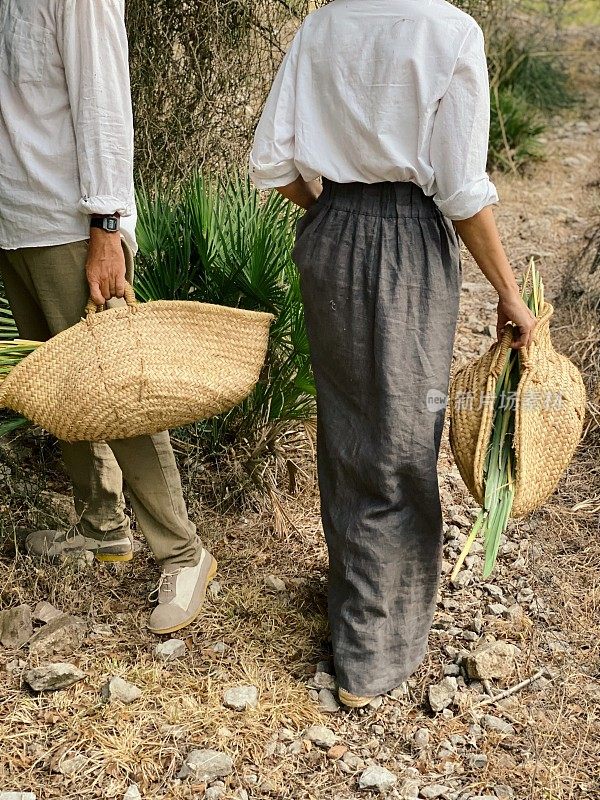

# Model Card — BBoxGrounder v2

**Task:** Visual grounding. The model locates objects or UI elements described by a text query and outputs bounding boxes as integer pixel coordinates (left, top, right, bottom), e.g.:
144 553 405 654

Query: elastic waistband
320 178 439 219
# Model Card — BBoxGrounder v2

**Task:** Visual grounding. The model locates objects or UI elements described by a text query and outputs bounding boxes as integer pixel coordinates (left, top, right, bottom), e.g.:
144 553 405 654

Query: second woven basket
0 285 274 442
448 301 586 518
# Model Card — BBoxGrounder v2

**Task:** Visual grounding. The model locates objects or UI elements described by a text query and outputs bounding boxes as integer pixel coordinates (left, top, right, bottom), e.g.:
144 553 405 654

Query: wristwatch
90 215 120 232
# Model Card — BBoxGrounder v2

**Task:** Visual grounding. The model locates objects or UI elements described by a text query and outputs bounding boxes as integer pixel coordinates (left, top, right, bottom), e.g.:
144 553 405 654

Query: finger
114 272 126 298
89 282 104 307
511 328 526 349
100 276 111 301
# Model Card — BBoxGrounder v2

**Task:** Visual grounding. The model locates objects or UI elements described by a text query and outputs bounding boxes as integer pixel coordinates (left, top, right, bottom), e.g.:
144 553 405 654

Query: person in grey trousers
249 0 537 707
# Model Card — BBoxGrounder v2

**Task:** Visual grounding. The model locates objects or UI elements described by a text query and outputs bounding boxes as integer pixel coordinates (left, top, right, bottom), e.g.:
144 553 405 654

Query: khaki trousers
0 240 203 569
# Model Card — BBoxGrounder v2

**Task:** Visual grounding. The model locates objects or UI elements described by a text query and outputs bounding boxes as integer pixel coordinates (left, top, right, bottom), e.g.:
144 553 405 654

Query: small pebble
154 639 186 661
305 724 337 749
265 575 286 592
223 685 259 711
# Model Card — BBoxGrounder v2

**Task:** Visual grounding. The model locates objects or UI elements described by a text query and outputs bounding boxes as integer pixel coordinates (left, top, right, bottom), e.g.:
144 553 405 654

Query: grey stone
318 688 341 712
341 751 364 770
494 786 514 799
451 570 472 589
487 603 508 618
443 664 460 677
358 764 397 792
28 614 86 659
483 584 504 601
123 786 142 800
0 794 37 800
265 575 286 592
154 639 186 661
428 677 458 712
58 753 87 776
223 685 259 711
32 601 62 624
450 513 471 528
516 587 534 604
467 753 488 770
61 549 95 571
389 682 409 700
211 641 228 653
305 724 337 748
413 728 430 748
420 785 451 799
208 580 221 598
481 714 515 735
313 670 337 690
399 780 420 799
205 788 225 800
5 659 26 674
101 676 142 704
23 663 85 692
178 749 234 781
0 605 33 648
465 641 516 680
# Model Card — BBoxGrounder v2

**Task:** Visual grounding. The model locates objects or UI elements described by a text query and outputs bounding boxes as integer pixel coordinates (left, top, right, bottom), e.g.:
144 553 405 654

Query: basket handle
490 324 515 377
85 281 137 317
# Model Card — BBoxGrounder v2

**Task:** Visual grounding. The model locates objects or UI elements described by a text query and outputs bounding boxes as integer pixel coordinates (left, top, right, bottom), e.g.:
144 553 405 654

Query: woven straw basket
0 284 274 442
448 301 586 518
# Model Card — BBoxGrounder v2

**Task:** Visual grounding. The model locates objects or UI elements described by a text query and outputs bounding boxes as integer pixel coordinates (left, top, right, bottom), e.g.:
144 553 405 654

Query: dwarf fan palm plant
0 297 40 436
135 172 316 505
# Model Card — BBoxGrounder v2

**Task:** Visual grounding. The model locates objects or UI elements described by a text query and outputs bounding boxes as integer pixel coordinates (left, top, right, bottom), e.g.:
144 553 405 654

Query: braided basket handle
85 281 137 317
491 322 535 377
490 324 515 378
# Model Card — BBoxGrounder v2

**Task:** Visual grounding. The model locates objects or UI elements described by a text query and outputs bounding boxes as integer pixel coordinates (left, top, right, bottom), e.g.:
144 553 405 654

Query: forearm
276 176 322 210
454 207 520 298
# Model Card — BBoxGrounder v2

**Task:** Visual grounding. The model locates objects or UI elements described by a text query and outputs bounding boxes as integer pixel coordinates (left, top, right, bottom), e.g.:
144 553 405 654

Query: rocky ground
0 21 599 800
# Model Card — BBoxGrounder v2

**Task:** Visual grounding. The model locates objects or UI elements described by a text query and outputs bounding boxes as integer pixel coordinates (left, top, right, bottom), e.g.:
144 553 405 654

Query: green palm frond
135 170 316 483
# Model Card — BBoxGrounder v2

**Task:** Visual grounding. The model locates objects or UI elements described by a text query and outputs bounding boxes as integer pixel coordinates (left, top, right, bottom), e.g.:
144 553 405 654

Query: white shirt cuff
434 178 499 221
249 160 301 190
79 195 135 217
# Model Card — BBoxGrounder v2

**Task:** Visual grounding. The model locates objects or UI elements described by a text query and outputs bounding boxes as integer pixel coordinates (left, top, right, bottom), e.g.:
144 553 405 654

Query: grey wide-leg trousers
292 179 462 696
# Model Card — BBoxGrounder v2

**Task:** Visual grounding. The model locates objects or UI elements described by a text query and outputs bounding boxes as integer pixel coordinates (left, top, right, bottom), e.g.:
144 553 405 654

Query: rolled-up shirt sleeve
249 32 301 190
59 0 135 218
430 23 499 221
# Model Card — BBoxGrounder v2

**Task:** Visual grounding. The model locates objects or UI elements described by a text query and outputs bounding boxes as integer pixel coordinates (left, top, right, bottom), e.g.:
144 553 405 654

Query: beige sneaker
148 549 217 635
25 529 133 563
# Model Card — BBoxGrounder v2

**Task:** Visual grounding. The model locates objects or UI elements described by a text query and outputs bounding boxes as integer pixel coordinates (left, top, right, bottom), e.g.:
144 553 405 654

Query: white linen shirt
249 0 499 221
0 0 137 252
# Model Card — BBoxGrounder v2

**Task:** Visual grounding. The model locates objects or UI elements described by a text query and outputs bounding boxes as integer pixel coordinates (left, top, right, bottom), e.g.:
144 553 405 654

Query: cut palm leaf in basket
0 298 41 436
450 259 544 581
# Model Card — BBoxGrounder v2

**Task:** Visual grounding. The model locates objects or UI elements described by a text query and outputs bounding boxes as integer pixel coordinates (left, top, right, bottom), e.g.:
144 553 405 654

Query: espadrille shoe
25 528 133 562
148 549 217 635
338 687 376 709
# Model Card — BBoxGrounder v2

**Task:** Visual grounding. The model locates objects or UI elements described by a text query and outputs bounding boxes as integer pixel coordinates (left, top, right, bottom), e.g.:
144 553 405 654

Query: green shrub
497 40 577 112
488 86 546 172
487 30 576 171
135 173 316 505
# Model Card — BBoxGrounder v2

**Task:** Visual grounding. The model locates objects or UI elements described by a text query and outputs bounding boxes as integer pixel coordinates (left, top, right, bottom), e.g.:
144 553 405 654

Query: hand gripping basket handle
85 281 137 317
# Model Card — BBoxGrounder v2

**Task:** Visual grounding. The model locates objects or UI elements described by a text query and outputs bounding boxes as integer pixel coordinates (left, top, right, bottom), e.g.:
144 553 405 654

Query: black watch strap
90 215 120 232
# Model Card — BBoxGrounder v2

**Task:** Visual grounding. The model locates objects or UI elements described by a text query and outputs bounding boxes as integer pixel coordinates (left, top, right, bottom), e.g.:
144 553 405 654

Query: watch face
105 217 119 231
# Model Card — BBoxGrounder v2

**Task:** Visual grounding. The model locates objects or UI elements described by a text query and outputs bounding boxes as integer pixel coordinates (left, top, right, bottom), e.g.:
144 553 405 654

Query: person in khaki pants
0 0 216 634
